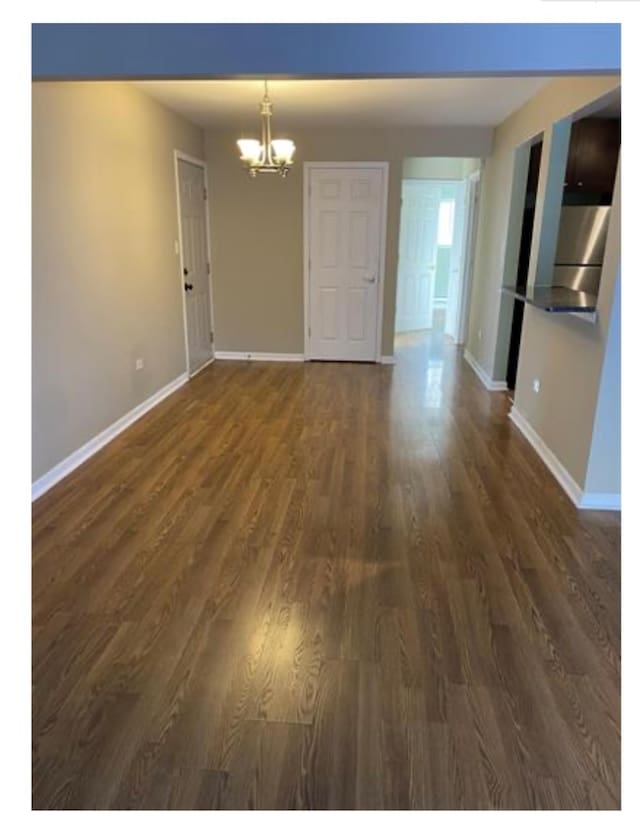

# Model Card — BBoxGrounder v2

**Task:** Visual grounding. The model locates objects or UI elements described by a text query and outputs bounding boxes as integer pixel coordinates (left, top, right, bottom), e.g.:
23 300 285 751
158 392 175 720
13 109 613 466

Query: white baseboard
32 372 189 502
215 350 394 365
214 351 304 362
509 406 620 512
509 406 583 506
463 349 508 392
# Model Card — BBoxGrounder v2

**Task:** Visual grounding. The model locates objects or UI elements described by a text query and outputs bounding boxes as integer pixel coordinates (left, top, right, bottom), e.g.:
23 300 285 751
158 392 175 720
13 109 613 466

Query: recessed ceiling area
134 78 550 129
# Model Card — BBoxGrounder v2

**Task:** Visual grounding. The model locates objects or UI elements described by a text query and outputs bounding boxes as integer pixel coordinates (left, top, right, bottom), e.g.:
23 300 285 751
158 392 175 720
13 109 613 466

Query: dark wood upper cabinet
564 118 620 202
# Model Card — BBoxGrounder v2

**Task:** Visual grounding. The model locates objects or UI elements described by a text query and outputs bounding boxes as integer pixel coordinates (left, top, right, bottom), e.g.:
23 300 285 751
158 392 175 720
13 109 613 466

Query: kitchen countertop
502 285 598 314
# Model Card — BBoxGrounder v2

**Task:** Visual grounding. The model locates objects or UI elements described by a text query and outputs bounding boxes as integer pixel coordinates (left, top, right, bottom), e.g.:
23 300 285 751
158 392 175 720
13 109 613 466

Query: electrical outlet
174 240 180 255
135 358 144 371
533 378 541 394
478 329 482 341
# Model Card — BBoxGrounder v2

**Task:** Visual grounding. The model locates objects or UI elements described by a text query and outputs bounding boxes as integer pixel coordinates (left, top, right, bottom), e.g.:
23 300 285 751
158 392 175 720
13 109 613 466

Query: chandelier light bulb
271 139 296 165
237 139 262 164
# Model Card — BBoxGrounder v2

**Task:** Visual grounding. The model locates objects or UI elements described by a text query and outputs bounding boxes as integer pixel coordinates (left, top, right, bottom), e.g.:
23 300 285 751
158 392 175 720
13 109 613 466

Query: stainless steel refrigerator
553 205 611 297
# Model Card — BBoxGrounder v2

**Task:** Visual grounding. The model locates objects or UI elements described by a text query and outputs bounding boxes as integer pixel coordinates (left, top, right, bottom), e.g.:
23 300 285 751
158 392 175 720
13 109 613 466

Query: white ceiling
133 78 550 129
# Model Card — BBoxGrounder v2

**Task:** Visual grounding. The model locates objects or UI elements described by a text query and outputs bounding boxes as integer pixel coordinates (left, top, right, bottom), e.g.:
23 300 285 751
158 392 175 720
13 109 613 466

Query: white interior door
177 158 213 375
395 180 441 333
444 181 469 342
307 166 385 361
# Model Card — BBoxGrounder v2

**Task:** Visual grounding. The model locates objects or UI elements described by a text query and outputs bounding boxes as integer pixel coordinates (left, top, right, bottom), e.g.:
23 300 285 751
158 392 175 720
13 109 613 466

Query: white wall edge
464 349 508 392
380 355 396 365
214 351 304 362
579 492 621 511
32 372 189 502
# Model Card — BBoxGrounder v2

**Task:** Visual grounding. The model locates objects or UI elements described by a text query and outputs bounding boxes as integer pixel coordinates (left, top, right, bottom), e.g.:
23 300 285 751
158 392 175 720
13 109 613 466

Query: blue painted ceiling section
32 23 620 80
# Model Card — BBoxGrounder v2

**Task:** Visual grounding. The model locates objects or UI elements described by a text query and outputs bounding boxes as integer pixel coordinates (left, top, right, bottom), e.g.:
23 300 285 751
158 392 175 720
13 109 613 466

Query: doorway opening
394 157 481 353
506 138 542 391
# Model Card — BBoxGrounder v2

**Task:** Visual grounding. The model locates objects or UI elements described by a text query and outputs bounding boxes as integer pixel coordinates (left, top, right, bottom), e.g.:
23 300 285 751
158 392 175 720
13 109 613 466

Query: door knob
183 267 189 276
363 275 376 284
184 282 194 292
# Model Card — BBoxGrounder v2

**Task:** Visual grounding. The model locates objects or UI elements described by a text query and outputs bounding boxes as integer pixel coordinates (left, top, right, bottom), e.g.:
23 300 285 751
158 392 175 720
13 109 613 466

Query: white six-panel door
177 158 213 376
394 180 441 334
307 166 385 361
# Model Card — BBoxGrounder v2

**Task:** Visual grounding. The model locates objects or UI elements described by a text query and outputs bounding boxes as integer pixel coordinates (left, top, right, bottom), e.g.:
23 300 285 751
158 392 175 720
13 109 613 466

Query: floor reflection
424 359 444 409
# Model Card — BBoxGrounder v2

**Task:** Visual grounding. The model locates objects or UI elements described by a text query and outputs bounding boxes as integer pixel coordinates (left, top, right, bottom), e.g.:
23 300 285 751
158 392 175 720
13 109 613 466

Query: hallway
32 332 620 809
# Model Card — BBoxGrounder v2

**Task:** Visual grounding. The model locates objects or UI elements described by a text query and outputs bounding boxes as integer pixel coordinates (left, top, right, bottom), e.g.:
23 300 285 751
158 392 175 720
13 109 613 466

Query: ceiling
133 78 550 130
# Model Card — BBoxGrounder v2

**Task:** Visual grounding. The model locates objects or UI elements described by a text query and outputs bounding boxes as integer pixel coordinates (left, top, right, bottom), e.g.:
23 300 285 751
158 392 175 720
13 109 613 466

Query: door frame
456 168 482 346
303 161 389 362
395 172 481 345
442 179 466 339
173 149 215 378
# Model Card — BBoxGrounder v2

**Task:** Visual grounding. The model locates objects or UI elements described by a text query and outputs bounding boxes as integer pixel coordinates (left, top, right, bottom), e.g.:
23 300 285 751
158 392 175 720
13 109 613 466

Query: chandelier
237 81 295 178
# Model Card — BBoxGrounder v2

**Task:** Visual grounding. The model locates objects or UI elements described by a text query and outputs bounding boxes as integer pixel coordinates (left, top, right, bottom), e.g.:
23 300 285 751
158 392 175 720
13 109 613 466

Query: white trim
509 406 620 512
32 373 188 502
509 405 582 506
303 162 311 360
456 169 482 346
174 150 208 169
463 349 508 391
202 158 216 359
214 351 304 362
303 162 389 364
173 152 191 375
380 355 395 365
174 150 216 378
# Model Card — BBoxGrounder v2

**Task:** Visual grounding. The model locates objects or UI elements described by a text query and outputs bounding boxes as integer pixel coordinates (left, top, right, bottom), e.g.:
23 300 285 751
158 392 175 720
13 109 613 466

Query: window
437 199 455 246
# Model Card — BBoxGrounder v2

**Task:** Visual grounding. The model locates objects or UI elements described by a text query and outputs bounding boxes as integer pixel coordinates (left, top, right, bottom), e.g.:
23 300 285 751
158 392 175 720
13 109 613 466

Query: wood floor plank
32 329 620 809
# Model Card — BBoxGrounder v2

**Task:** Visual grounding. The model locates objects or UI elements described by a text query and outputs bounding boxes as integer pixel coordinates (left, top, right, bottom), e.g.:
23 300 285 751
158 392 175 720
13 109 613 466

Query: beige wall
205 126 493 356
466 75 621 489
514 164 620 489
32 82 204 481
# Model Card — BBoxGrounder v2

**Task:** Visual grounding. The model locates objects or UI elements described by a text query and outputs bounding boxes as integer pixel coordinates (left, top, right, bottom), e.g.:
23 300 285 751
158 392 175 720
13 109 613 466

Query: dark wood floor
32 329 620 810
